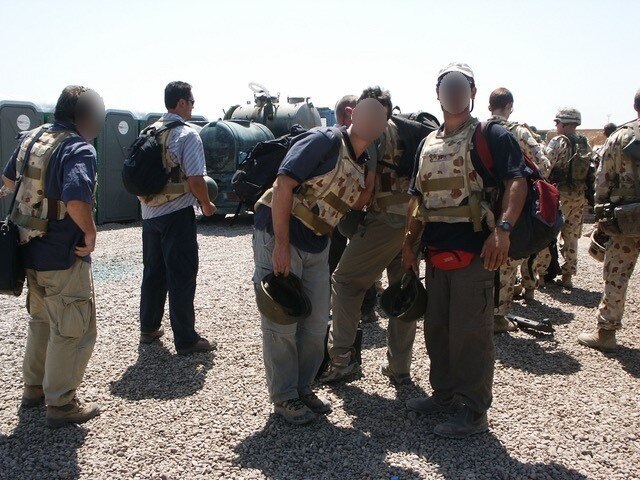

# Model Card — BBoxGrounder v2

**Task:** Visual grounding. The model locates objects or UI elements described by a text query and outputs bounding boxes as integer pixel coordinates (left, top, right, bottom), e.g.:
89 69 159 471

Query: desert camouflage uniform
594 119 640 330
546 134 593 276
489 116 550 314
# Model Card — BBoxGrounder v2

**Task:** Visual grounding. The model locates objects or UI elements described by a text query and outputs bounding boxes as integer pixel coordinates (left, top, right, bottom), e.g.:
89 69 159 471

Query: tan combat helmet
554 107 582 126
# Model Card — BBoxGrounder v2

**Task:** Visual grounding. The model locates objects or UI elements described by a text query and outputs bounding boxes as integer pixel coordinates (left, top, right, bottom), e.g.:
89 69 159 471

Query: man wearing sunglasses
137 81 217 355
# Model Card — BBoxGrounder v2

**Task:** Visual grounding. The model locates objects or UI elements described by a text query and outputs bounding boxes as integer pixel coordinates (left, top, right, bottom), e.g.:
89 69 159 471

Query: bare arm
351 169 376 211
187 176 216 216
2 175 15 191
480 177 527 270
402 196 425 274
66 200 97 257
271 175 300 276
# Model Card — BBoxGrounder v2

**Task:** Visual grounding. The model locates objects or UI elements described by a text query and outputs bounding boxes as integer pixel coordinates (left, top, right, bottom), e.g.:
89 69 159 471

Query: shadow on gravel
0 406 86 479
109 343 214 400
495 335 582 375
233 384 588 479
605 345 640 378
542 284 602 309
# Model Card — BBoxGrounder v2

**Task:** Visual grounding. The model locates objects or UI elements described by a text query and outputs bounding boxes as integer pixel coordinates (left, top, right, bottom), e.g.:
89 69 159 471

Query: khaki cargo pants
23 258 97 407
329 215 417 375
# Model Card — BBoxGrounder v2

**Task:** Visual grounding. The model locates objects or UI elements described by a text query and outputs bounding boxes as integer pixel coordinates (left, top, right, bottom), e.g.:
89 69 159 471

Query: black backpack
122 120 185 196
474 121 564 260
231 124 315 211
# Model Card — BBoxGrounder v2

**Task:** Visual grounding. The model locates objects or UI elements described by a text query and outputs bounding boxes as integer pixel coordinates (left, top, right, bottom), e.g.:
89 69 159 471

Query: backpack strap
473 121 497 182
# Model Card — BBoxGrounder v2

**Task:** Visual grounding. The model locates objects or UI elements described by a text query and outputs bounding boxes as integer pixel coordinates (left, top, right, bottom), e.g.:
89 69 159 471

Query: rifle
506 314 554 334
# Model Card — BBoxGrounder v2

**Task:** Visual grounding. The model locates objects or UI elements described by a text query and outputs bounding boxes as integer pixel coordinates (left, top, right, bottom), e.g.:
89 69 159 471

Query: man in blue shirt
253 99 387 425
2 86 104 427
137 81 217 355
403 64 528 438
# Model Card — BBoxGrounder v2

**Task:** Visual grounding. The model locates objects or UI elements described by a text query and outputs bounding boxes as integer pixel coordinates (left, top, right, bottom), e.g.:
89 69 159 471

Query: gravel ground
0 217 638 480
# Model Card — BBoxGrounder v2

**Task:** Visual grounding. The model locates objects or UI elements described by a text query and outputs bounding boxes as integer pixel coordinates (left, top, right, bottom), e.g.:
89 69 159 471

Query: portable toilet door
0 101 44 218
95 110 139 225
139 112 163 132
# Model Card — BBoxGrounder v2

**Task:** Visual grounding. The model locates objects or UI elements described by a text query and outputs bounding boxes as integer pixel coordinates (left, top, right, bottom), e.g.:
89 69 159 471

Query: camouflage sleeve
516 126 551 178
545 136 570 169
595 135 620 204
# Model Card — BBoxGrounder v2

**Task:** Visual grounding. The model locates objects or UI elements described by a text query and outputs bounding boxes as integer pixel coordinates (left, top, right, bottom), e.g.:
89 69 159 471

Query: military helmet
255 272 311 325
203 175 219 202
379 271 427 322
588 229 609 263
337 210 366 239
554 107 582 126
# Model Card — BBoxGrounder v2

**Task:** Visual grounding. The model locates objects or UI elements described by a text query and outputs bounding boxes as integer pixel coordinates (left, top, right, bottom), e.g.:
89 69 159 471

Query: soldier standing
545 108 594 288
321 87 425 385
487 88 552 332
403 64 528 438
578 90 640 351
2 86 104 427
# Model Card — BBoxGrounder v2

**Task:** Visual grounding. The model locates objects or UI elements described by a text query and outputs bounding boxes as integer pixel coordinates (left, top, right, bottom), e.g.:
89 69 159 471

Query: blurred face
350 98 388 143
75 90 105 140
437 72 474 115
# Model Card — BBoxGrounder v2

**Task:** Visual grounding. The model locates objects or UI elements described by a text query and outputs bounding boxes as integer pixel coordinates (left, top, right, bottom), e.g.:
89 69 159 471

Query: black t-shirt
408 120 526 254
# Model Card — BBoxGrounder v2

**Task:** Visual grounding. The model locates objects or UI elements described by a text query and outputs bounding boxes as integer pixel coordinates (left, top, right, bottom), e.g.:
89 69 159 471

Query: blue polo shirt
3 122 97 271
254 126 368 253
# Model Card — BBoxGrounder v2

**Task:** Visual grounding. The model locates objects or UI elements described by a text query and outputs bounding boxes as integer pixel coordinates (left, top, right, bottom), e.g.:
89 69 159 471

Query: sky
0 0 638 129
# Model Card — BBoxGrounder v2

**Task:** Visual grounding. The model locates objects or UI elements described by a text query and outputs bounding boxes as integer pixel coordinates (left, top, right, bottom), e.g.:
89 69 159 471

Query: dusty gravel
0 217 638 480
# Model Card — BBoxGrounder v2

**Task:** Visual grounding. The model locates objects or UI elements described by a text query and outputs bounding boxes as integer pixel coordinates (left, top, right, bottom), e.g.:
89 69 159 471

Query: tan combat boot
559 274 573 289
46 397 101 428
578 329 617 352
522 288 535 301
21 385 44 408
494 315 517 334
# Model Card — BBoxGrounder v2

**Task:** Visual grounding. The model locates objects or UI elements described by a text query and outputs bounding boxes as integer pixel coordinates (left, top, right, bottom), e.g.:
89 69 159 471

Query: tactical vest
256 135 366 236
371 121 412 216
10 125 81 244
548 134 592 192
412 117 492 232
138 120 191 207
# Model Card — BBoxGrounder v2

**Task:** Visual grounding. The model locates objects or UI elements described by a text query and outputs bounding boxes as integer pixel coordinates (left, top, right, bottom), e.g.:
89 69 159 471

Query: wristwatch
496 220 513 233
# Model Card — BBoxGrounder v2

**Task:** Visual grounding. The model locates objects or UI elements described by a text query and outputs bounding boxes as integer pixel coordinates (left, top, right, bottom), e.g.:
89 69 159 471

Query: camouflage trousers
558 193 586 276
495 256 542 316
597 234 640 330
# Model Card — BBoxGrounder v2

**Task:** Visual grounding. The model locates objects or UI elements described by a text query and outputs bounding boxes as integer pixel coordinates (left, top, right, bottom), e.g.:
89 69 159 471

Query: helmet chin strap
469 98 475 113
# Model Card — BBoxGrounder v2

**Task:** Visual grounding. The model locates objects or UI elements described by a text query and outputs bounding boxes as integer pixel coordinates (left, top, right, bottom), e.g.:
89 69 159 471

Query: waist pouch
427 248 475 271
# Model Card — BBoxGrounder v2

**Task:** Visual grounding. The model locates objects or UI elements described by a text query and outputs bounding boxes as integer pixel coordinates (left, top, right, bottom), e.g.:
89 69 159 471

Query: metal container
199 119 274 215
224 83 321 137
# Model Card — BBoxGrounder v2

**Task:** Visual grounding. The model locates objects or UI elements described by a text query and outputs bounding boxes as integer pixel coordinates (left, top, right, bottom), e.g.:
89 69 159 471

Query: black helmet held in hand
379 270 427 322
255 272 311 325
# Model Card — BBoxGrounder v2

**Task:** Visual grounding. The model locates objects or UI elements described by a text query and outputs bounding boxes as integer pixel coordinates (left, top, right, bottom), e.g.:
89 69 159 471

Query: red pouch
427 248 475 271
